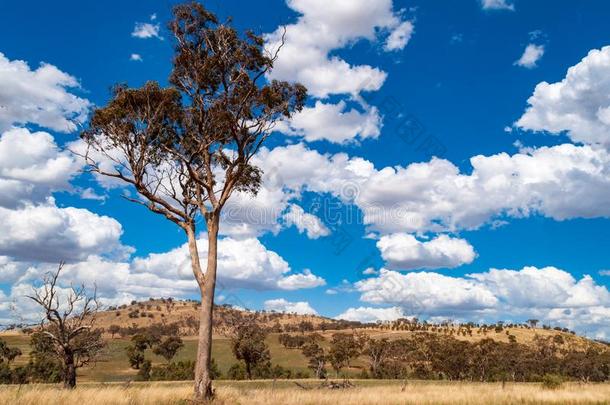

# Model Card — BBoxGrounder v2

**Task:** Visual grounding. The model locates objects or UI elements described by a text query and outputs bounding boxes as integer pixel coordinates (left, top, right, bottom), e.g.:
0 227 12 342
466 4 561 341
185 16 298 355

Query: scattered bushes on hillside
278 333 308 348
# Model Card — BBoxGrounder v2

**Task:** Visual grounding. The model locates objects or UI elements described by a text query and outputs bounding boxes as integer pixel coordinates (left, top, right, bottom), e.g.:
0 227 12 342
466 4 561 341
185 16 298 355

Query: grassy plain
1 380 609 405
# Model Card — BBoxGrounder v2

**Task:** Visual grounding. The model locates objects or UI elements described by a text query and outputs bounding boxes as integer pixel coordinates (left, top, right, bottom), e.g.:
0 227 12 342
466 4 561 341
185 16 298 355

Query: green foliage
301 340 327 379
0 337 24 383
137 360 152 381
210 358 222 380
278 333 308 348
227 362 247 380
126 345 146 369
152 360 194 381
152 336 184 363
231 323 271 379
11 366 29 384
542 373 564 389
126 333 159 369
137 358 222 382
26 332 63 383
328 333 362 376
0 363 12 384
271 364 292 379
0 338 22 364
26 354 64 383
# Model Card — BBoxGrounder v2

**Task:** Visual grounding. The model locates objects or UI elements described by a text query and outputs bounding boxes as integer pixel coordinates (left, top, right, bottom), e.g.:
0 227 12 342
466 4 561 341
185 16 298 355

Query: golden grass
1 381 609 405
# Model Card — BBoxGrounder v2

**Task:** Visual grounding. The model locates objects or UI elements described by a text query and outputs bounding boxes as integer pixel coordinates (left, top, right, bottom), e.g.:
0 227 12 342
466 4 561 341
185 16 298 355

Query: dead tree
27 262 105 389
78 2 305 400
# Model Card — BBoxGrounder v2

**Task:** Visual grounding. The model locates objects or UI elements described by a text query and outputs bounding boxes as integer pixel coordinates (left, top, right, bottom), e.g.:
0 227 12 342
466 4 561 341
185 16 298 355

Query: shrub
148 358 221 381
25 356 63 383
227 363 247 380
151 360 194 381
271 364 292 379
0 363 12 384
137 360 152 381
126 346 145 369
542 373 563 389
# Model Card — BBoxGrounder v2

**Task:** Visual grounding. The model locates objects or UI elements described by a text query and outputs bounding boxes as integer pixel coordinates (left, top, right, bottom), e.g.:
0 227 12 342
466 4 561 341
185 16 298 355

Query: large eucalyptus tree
80 2 305 399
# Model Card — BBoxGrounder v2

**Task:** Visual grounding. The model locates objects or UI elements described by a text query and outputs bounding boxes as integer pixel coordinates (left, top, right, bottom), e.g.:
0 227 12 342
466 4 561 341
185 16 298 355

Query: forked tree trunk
191 214 220 401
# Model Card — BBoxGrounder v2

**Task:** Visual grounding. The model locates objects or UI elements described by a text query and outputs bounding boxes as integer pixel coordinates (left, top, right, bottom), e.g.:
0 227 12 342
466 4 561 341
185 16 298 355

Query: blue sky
1 0 610 338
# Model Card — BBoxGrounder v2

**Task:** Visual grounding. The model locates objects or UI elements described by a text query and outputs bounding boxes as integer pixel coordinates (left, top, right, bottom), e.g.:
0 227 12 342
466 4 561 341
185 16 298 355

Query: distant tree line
293 332 610 383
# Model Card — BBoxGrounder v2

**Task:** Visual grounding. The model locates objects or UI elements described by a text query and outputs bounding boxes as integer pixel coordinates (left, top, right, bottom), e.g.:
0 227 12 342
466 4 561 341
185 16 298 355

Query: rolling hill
1 298 606 382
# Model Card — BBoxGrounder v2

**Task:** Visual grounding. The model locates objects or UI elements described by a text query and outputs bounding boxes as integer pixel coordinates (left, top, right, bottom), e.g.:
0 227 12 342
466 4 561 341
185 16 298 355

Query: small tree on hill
301 340 327 379
126 333 157 369
108 324 121 339
231 323 270 379
329 333 362 378
27 263 106 389
153 335 184 363
527 319 540 329
365 338 392 378
0 339 22 365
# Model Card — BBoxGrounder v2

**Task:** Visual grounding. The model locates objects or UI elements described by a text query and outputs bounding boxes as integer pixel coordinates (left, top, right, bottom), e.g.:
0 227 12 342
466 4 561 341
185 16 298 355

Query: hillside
1 299 606 383
84 299 600 349
4 298 601 347
91 299 341 337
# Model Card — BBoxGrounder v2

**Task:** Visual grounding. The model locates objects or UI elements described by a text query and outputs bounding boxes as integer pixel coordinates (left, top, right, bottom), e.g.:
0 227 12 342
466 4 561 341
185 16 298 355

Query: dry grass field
0 380 609 405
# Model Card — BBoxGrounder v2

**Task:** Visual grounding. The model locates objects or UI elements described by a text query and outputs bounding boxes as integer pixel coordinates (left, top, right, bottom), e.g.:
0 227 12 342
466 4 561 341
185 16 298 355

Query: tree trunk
246 362 252 380
192 215 220 401
63 353 76 389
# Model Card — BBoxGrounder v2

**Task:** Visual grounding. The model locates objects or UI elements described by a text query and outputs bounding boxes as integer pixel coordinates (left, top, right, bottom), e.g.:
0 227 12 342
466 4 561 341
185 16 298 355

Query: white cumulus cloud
0 52 90 132
283 204 330 239
131 236 325 291
0 203 128 263
514 44 545 69
516 45 610 148
265 0 412 98
264 298 318 315
377 233 476 270
353 266 610 337
0 127 80 208
131 22 162 39
335 306 404 323
278 101 381 144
